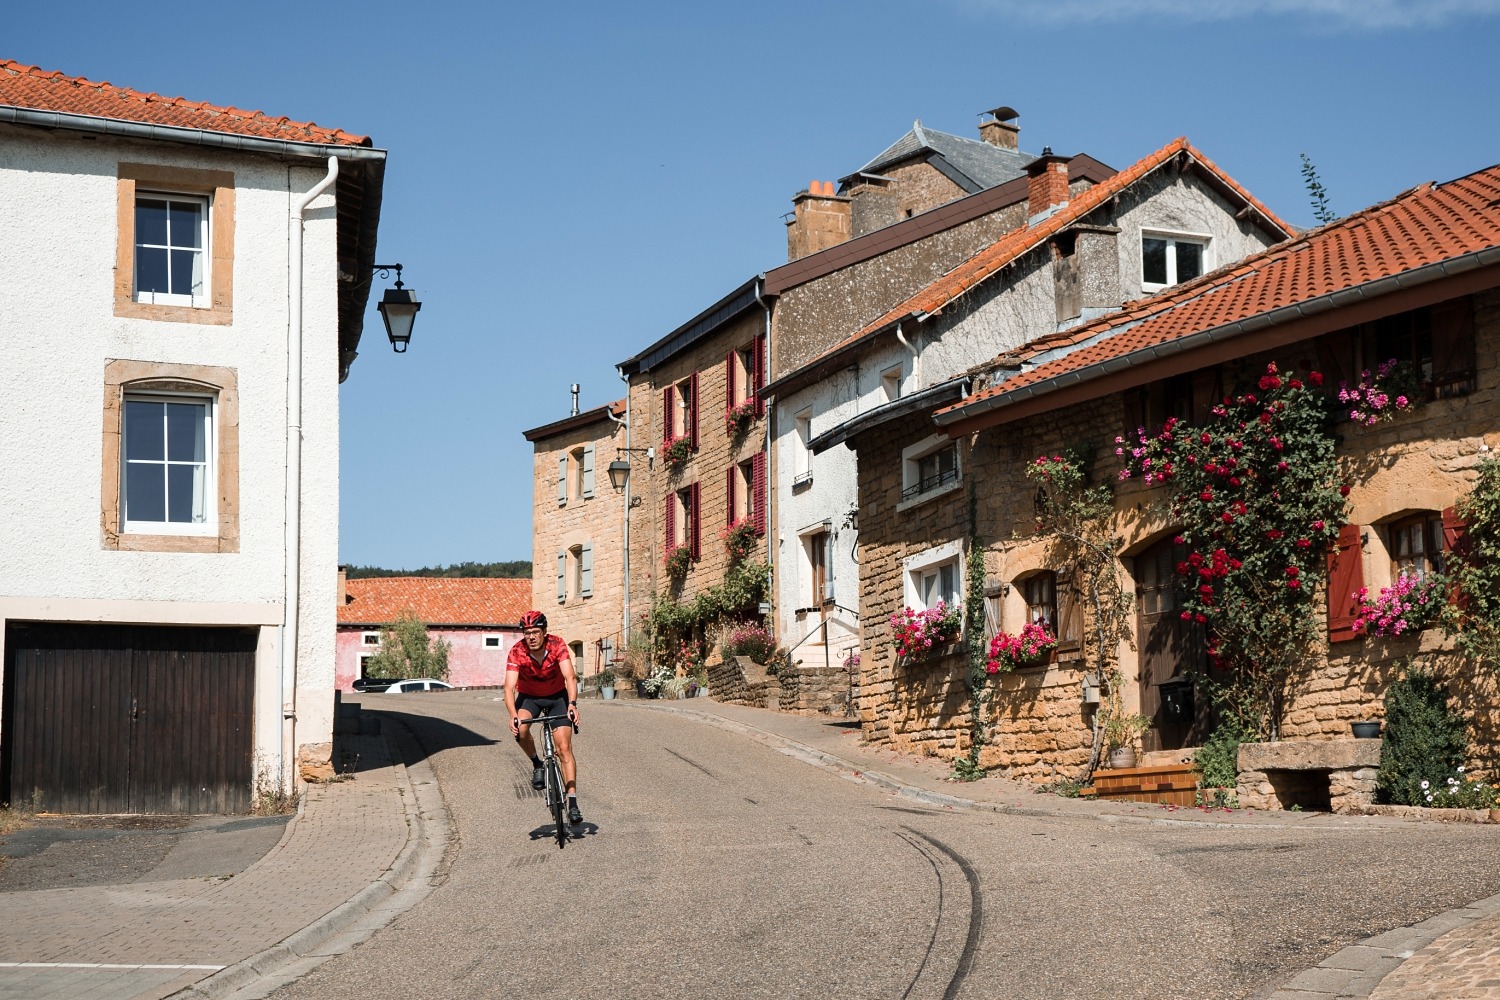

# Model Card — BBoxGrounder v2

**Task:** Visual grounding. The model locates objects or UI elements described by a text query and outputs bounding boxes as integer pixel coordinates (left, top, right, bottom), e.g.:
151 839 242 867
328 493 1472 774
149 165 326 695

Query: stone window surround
116 163 235 326
897 434 962 512
1140 227 1211 293
101 359 240 553
903 539 963 614
1348 485 1456 594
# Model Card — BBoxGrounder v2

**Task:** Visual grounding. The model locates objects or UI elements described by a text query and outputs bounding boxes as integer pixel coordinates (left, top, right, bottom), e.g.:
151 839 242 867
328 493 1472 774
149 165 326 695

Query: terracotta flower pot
1107 746 1137 770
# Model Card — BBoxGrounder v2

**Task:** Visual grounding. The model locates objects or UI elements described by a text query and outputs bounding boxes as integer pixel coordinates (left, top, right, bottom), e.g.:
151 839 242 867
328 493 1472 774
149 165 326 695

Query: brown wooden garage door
2 623 257 814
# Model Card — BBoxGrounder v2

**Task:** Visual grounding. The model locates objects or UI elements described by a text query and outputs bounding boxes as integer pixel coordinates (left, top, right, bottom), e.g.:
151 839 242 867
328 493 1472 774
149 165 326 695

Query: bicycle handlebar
518 712 578 734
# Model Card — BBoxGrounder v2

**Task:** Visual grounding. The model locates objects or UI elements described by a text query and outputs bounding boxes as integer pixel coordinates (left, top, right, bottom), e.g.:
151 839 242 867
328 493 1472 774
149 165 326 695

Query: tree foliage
346 561 530 579
363 611 452 681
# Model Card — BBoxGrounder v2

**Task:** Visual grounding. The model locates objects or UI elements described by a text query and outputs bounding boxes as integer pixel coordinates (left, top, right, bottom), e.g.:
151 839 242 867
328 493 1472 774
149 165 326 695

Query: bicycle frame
523 713 573 847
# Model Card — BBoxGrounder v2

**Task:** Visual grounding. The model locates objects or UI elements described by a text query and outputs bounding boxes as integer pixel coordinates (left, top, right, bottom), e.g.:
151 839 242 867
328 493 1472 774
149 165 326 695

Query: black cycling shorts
517 692 574 731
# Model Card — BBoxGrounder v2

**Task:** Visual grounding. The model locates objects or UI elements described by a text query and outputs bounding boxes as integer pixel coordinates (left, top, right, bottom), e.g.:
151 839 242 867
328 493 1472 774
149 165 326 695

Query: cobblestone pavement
0 721 445 1000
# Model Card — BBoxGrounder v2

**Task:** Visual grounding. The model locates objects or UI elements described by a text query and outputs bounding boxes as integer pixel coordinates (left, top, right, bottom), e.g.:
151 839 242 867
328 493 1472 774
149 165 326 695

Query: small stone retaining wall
1237 738 1381 813
707 656 852 715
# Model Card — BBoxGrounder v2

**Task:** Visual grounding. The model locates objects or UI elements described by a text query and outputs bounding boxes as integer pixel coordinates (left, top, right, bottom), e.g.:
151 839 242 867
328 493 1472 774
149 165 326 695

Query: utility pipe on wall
281 155 339 792
607 395 631 640
895 322 921 390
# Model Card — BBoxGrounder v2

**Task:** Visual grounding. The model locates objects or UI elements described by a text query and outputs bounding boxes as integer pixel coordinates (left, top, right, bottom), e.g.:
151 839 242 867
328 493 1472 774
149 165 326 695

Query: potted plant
1103 712 1152 769
662 436 693 474
664 545 691 580
596 667 617 701
723 400 755 438
890 601 962 662
985 621 1057 673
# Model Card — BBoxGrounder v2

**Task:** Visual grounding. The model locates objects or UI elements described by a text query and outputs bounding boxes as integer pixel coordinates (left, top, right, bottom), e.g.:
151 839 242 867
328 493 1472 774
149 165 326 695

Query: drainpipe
895 322 921 389
282 155 339 793
607 391 631 641
756 279 773 589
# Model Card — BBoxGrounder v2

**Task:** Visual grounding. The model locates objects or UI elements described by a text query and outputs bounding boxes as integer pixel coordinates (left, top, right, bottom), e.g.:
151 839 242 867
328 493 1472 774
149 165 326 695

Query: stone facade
852 284 1500 786
524 401 630 676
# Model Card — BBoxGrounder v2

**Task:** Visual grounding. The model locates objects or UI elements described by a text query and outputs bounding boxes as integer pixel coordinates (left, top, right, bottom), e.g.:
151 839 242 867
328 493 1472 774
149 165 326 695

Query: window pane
136 199 168 245
167 464 204 523
1176 241 1204 282
165 403 205 462
169 249 203 296
1142 238 1168 284
168 201 203 249
940 563 957 604
136 247 170 295
125 400 165 461
126 463 166 522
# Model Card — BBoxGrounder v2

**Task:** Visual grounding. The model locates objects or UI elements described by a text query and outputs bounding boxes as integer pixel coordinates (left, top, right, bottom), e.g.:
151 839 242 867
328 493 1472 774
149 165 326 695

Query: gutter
936 244 1500 428
0 105 388 162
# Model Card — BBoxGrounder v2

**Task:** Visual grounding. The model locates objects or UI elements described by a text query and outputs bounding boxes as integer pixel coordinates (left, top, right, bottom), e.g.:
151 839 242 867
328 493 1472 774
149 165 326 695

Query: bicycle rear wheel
547 759 567 848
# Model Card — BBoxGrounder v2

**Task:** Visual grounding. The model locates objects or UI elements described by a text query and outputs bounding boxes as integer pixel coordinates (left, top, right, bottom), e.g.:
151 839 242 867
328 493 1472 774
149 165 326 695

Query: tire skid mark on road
895 829 947 1000
663 746 719 780
900 826 984 1000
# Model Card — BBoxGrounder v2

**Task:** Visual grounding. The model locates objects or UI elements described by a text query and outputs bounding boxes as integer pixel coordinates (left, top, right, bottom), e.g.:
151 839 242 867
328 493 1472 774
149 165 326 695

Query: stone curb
1257 891 1500 999
171 718 450 1000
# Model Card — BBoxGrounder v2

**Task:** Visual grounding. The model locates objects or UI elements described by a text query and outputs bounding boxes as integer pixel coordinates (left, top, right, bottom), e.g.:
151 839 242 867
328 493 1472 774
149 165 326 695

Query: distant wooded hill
345 561 532 579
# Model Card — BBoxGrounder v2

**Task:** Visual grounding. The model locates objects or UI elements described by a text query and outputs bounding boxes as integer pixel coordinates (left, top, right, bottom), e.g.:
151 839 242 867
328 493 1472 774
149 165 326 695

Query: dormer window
1141 231 1208 292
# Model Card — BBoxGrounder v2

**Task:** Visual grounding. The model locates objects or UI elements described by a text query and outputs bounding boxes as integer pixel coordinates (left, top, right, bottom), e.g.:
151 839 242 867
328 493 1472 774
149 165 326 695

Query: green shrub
1377 669 1470 806
1195 719 1244 792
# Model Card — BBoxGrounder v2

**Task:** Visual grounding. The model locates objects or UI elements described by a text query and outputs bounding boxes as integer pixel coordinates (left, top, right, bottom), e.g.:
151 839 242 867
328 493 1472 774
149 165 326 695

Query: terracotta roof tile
338 578 533 627
783 138 1294 382
0 58 369 147
940 164 1500 421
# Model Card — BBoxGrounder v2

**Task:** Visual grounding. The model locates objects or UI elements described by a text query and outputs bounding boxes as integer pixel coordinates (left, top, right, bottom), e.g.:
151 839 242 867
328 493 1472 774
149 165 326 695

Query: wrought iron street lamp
373 264 421 352
607 447 655 492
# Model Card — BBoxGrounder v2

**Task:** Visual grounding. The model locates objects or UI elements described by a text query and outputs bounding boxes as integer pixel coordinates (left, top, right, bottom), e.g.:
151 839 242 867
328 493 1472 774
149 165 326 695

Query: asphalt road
269 694 1500 1000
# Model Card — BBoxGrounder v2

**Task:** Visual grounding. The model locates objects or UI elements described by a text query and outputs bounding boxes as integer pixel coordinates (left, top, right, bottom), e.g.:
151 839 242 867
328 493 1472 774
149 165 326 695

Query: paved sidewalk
610 695 1500 1000
0 720 447 1000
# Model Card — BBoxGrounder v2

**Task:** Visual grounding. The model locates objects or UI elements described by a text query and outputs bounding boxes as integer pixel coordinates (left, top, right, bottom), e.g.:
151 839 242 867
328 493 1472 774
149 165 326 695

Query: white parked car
380 679 455 694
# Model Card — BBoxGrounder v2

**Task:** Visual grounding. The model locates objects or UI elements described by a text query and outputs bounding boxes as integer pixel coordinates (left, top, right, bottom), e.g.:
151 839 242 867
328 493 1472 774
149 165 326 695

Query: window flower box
890 601 961 662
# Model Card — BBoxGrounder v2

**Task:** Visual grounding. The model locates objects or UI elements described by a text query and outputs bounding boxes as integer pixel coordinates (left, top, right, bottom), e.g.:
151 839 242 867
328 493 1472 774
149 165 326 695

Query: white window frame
358 652 376 675
134 190 210 308
482 634 504 649
361 631 381 647
903 540 964 615
121 391 216 536
898 434 961 511
1140 229 1211 293
881 364 903 402
793 408 813 486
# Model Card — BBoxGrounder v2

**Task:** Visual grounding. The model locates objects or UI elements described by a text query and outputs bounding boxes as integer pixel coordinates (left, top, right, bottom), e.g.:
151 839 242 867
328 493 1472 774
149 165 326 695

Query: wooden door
1135 539 1207 752
3 623 257 813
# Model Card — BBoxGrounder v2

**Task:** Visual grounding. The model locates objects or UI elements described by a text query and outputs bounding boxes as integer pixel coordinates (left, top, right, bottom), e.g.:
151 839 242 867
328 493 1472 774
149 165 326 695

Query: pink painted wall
335 626 521 692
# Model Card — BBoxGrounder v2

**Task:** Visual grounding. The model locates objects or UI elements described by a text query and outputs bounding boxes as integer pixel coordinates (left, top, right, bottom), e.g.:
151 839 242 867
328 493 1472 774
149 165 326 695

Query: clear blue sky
15 1 1500 569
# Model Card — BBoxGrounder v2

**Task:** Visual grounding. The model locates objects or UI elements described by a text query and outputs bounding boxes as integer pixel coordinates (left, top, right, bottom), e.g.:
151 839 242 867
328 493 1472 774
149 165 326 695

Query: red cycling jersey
506 634 572 697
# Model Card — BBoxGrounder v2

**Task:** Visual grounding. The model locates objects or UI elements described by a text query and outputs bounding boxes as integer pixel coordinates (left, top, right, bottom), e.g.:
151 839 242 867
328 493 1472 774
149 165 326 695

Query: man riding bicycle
506 611 582 826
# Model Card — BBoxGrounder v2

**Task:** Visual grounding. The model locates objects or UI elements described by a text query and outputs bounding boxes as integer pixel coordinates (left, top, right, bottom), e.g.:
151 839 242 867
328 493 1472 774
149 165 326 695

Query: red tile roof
937 162 1500 427
338 578 533 627
0 59 370 147
771 139 1293 393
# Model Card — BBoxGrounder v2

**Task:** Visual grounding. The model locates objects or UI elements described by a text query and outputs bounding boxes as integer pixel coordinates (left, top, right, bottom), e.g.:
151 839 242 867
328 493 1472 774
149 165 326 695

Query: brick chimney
978 105 1020 149
337 565 348 605
786 180 851 261
1026 149 1071 224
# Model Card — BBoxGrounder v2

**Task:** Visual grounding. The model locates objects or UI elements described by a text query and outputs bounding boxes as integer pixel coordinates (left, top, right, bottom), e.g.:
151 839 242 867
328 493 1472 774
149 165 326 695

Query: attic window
1142 231 1209 291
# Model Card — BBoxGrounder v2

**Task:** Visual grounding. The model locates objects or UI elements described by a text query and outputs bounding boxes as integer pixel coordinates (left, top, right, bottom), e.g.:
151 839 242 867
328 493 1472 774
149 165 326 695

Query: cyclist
506 610 582 826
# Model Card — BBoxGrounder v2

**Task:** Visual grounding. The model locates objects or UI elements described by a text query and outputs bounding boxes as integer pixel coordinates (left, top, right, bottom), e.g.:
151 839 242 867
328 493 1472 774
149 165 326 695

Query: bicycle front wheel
547 759 567 848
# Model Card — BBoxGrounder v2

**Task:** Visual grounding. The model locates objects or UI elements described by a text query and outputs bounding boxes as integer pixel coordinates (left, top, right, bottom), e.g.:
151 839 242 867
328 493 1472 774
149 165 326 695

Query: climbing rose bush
1352 573 1446 637
1117 362 1348 737
1337 359 1420 426
891 601 961 660
986 621 1056 673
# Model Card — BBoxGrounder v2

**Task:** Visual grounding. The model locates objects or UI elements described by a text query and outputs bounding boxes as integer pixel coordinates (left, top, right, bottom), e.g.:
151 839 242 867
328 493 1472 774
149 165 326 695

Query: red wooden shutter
662 385 675 445
1443 506 1471 611
689 481 702 560
689 371 700 450
1327 523 1365 642
725 350 737 409
752 451 767 536
753 335 767 417
664 494 675 554
725 466 737 526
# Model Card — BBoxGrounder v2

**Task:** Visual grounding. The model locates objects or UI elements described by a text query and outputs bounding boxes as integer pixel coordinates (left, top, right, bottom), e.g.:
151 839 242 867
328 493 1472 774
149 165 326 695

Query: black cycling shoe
530 765 545 791
567 801 583 826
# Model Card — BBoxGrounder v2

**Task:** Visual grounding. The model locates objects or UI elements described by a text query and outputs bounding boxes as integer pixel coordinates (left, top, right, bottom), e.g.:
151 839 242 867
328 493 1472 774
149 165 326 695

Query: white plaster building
764 139 1295 664
0 59 387 812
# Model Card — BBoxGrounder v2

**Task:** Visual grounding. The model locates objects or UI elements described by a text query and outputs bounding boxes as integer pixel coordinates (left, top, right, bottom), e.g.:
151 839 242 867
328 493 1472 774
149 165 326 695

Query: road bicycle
524 713 576 848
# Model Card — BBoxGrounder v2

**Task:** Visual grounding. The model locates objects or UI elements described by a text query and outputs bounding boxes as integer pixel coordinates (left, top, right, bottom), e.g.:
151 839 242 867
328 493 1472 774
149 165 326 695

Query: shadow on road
338 706 498 773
